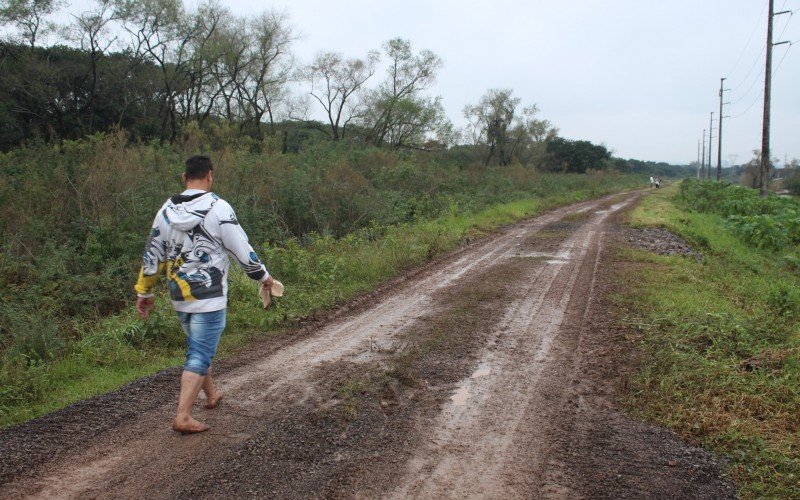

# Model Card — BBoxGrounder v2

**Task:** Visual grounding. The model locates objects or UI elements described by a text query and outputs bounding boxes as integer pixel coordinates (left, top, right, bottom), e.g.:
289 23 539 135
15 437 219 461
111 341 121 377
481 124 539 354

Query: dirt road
0 191 734 499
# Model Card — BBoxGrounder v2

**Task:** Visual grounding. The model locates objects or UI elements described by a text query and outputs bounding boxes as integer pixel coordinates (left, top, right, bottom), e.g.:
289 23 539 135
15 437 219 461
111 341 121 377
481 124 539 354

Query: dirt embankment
0 192 734 499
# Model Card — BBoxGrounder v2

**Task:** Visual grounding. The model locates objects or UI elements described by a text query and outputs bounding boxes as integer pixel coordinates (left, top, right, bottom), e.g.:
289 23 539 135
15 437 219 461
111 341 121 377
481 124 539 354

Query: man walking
135 155 273 434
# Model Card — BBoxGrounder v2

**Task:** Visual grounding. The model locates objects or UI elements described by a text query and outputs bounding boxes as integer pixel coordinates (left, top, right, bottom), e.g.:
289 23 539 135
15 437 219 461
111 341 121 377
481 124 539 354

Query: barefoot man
135 155 273 434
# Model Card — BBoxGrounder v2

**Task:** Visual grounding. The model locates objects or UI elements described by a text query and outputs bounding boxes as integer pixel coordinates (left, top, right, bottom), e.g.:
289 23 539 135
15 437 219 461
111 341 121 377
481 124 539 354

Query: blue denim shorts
176 309 226 376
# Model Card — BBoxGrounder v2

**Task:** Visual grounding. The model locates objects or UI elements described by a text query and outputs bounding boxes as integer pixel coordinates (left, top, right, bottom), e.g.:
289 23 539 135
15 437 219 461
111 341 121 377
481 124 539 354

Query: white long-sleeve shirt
135 189 269 313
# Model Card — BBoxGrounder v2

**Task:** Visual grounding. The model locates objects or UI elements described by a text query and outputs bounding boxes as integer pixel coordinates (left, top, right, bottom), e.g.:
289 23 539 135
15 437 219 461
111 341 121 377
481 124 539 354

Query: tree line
0 0 692 175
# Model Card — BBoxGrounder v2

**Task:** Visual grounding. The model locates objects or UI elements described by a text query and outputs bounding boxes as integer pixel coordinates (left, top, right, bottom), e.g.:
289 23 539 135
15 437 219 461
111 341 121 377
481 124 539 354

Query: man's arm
134 217 167 318
216 202 271 284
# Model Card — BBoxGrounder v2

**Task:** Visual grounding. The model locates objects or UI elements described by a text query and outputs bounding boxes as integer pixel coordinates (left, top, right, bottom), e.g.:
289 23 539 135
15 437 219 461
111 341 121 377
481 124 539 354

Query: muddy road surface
0 191 734 499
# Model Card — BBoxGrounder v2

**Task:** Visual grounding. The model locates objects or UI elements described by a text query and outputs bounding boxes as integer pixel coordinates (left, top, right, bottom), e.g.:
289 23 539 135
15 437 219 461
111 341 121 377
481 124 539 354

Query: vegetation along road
0 190 736 498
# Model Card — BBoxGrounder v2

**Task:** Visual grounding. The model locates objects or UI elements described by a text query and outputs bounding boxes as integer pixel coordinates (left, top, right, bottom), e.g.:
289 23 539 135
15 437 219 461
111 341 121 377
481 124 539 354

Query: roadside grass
619 184 800 498
0 175 642 428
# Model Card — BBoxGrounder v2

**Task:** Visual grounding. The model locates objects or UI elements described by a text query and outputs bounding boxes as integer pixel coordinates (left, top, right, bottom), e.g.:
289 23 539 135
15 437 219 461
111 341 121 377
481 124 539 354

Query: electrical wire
775 9 794 42
726 1 768 77
772 9 795 76
772 42 793 76
730 43 766 91
730 66 764 105
729 3 793 91
728 4 795 117
730 90 764 119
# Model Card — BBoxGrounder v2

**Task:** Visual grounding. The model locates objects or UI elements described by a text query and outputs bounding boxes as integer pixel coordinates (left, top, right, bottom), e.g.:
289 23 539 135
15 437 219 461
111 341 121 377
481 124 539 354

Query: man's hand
262 276 274 289
259 277 274 310
136 296 155 318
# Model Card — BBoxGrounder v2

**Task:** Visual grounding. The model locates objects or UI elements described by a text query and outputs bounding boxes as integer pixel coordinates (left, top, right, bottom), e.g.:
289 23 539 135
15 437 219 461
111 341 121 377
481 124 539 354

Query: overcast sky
49 1 800 164
214 0 797 166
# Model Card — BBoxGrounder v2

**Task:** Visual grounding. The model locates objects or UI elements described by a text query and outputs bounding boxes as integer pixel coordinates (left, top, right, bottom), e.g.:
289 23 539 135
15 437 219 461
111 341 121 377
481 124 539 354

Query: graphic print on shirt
218 212 267 281
135 192 269 310
166 223 225 302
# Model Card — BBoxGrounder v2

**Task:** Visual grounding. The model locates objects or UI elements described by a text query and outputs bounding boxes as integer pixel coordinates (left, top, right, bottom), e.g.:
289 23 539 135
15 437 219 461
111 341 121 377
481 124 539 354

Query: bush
677 180 800 251
0 129 646 426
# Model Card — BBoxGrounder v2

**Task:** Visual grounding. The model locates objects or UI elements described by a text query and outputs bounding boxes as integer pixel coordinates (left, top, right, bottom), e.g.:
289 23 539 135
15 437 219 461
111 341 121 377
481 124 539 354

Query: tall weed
677 179 800 251
0 130 645 426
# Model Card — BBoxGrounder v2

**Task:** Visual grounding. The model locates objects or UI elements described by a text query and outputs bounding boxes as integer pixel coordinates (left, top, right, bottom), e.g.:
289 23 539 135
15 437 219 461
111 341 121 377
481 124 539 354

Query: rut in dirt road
0 191 734 499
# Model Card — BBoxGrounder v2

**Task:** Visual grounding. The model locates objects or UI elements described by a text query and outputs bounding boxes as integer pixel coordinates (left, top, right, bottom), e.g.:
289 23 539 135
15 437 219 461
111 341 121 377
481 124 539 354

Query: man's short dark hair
185 155 213 180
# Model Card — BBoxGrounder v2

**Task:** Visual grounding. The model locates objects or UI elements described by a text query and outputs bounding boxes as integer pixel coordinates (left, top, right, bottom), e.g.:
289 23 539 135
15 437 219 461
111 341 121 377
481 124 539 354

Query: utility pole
717 78 728 181
697 139 702 179
707 112 715 179
760 0 792 195
701 130 706 179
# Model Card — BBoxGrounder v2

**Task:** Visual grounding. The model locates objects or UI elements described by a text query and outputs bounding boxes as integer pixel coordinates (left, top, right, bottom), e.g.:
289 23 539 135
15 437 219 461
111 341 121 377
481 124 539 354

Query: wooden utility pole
701 130 706 179
697 139 702 179
707 112 714 179
717 78 727 181
760 0 792 195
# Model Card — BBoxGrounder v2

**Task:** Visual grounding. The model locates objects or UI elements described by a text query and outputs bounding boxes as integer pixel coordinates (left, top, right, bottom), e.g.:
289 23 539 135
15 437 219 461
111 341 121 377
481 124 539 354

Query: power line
727 14 792 105
730 66 764 105
726 1 768 77
773 42 793 75
731 7 800 119
727 3 791 92
771 7 795 76
775 9 794 41
730 43 766 90
730 90 764 119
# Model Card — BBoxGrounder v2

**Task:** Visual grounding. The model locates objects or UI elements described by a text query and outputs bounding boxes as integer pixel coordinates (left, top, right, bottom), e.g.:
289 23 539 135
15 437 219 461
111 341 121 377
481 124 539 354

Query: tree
178 0 231 126
66 0 118 132
304 49 378 141
0 0 63 48
740 150 777 189
114 0 197 142
785 158 800 195
541 137 611 173
361 38 446 149
463 88 555 166
234 10 294 138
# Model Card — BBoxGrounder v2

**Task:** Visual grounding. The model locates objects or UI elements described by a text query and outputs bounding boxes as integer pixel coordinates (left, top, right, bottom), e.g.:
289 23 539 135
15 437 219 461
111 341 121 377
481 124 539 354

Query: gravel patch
626 227 702 260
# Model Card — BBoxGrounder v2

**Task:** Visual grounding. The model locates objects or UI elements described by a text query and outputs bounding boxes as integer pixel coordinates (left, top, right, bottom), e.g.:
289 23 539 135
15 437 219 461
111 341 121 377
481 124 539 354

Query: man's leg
203 366 223 409
173 370 210 433
173 309 226 432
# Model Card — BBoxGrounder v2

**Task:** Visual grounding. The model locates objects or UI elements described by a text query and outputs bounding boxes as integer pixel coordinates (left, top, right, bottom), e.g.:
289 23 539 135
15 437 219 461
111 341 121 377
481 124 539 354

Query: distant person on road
655 177 661 188
649 176 655 188
134 155 274 434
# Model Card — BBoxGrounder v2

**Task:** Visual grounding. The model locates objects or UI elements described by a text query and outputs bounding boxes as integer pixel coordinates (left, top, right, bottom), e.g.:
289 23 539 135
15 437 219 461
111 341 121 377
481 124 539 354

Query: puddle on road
512 250 572 261
451 386 471 406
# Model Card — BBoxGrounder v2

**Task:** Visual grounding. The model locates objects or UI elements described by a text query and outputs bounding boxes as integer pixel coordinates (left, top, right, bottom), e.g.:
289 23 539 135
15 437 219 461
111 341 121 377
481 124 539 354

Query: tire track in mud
0 194 618 499
387 199 632 499
0 191 733 499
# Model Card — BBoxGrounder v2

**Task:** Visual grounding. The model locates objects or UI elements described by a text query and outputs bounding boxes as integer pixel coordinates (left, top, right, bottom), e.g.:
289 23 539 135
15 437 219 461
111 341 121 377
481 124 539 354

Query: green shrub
678 180 800 251
0 129 646 426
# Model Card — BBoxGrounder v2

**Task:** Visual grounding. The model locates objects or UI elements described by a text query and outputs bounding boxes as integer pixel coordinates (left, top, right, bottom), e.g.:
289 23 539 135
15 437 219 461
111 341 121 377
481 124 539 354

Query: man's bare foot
204 392 223 409
172 415 210 434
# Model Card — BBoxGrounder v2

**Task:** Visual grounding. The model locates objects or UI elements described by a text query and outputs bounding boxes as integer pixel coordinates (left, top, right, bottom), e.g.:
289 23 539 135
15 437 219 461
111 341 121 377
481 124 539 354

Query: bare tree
67 0 118 131
178 0 230 126
362 38 443 148
305 49 379 140
234 10 294 138
114 0 198 142
0 0 64 48
464 89 555 166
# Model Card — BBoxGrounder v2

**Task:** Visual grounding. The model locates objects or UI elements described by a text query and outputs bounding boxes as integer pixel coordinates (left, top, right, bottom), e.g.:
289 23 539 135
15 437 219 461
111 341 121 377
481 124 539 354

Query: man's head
183 155 213 190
